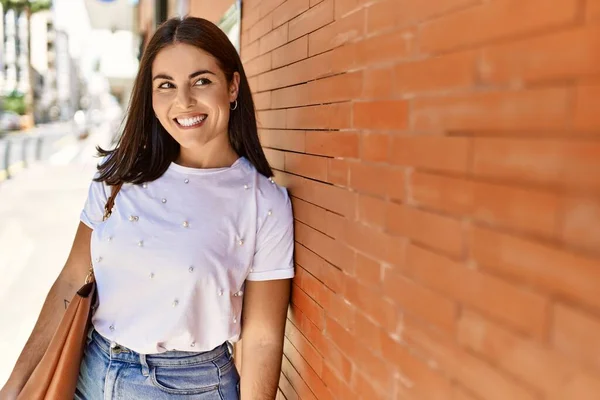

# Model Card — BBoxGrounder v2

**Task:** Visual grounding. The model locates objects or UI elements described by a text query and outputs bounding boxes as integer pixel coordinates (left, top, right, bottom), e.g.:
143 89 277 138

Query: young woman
1 16 294 400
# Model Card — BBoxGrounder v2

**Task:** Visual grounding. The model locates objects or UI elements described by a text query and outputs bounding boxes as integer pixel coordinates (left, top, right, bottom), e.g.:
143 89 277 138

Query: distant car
0 111 21 131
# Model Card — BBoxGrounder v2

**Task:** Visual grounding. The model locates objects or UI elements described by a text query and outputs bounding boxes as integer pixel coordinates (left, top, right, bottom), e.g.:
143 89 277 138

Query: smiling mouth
174 114 207 128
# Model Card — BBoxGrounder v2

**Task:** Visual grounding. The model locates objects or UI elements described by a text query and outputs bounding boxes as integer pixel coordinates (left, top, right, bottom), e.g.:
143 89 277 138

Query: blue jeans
75 327 240 399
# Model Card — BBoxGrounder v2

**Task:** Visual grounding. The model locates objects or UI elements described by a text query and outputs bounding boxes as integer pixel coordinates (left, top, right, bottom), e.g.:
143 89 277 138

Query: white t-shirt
80 157 295 354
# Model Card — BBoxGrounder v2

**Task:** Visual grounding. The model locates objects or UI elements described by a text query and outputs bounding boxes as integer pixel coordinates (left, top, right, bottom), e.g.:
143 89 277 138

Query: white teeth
176 115 206 127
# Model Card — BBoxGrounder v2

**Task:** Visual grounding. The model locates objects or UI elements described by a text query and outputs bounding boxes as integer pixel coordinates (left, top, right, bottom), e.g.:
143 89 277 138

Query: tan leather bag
17 182 123 400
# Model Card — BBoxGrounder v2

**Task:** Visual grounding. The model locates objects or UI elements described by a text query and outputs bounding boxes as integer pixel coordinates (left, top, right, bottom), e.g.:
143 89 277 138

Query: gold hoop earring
230 100 238 111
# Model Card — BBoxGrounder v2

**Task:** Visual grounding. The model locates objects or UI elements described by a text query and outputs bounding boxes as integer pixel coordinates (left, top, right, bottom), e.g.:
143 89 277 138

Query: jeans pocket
150 363 220 396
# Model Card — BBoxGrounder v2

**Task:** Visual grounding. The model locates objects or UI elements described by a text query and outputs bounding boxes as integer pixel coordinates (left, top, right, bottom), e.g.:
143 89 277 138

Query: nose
176 87 195 109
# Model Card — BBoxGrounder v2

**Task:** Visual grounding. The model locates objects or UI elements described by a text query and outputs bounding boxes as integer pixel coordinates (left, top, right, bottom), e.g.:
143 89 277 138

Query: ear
229 72 241 103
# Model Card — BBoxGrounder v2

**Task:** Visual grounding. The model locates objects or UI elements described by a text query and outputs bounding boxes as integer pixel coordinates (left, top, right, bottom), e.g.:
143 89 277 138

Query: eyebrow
152 70 216 81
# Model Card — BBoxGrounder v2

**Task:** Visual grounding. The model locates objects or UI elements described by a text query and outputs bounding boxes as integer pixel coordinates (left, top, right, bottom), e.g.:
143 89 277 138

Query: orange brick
342 221 389 264
272 36 309 68
481 25 600 85
244 52 272 77
547 371 600 400
383 270 457 334
259 23 288 54
280 172 356 217
248 75 259 92
353 100 409 130
413 172 559 237
367 0 478 34
285 153 328 181
281 355 319 400
412 87 570 131
253 91 271 110
574 83 600 130
386 167 405 202
390 136 470 174
271 84 311 109
264 148 285 170
471 181 561 238
352 369 387 400
310 72 362 104
552 303 600 372
289 0 334 41
411 172 472 215
285 317 324 376
452 385 479 400
344 276 398 332
356 28 415 65
305 130 360 158
357 195 387 229
381 333 455 400
278 373 300 400
361 67 393 100
472 138 600 190
349 162 393 197
292 200 328 240
295 244 345 292
406 244 549 338
259 0 287 18
308 9 365 56
471 225 600 311
562 196 600 254
319 336 354 381
588 0 600 21
242 6 261 33
395 48 477 92
386 204 464 257
291 283 325 329
287 102 352 129
249 14 272 43
419 0 579 53
334 0 367 19
259 129 306 152
321 363 354 399
457 310 584 396
321 288 356 329
241 40 260 62
296 222 355 271
361 132 390 163
327 158 349 186
401 316 540 400
273 0 310 27
354 252 382 289
257 109 286 129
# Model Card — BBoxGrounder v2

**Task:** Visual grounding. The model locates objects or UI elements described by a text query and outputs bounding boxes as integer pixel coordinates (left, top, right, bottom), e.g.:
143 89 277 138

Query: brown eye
194 78 212 86
158 82 174 89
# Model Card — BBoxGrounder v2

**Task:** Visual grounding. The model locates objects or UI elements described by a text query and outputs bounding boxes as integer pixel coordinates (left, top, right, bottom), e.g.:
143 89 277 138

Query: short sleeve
247 187 295 281
80 173 109 230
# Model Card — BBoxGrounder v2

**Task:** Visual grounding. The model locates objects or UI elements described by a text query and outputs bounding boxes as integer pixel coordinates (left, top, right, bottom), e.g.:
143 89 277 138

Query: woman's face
151 43 239 152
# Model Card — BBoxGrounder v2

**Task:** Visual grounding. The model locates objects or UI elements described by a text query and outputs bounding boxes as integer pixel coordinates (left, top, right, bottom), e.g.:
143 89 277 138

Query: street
0 121 114 388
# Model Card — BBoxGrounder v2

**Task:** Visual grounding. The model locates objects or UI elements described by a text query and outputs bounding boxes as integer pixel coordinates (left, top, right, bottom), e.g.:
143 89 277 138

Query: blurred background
2 1 600 400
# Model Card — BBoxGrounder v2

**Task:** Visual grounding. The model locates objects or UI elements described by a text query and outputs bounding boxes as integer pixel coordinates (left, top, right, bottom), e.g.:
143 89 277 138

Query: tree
1 0 52 121
0 0 52 13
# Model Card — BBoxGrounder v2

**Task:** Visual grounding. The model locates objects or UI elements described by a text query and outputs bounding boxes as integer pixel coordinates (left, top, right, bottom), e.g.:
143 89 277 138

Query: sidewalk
0 124 113 387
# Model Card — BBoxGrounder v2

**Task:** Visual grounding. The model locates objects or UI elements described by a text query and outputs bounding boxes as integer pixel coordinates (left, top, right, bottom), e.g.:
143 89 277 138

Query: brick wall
237 0 600 399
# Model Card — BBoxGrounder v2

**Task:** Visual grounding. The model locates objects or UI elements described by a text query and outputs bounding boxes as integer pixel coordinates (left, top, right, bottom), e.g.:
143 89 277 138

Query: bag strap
86 182 123 284
103 182 124 221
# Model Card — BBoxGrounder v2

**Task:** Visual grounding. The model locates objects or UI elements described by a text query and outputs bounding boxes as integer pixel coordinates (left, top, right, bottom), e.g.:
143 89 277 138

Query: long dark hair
95 16 272 185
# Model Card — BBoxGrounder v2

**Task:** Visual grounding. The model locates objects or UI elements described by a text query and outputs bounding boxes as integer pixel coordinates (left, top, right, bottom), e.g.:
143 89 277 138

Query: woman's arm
239 278 292 400
0 222 92 399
